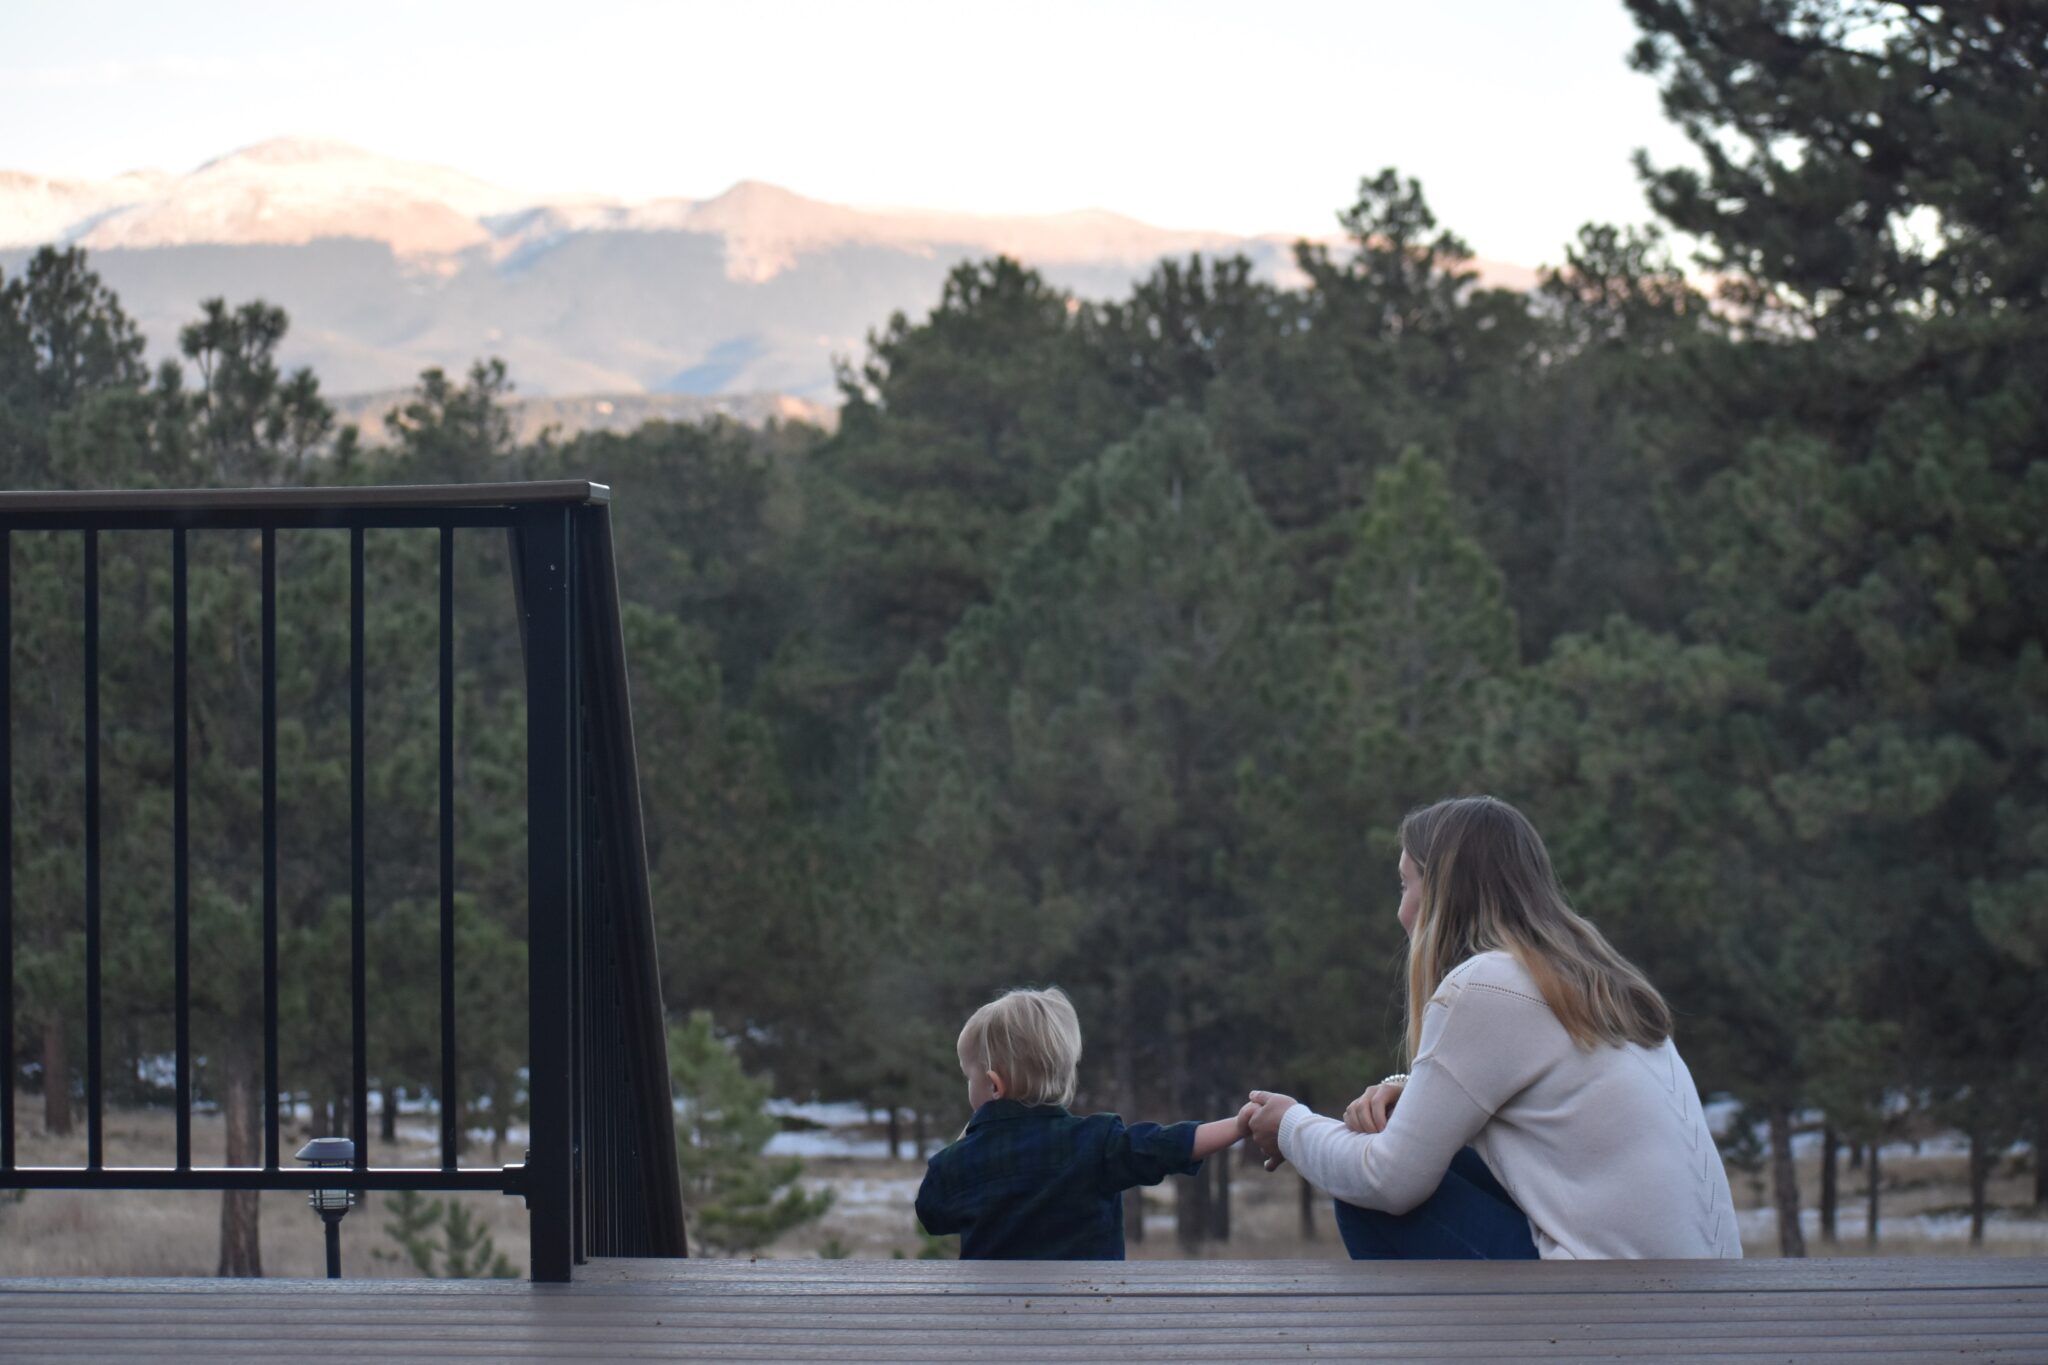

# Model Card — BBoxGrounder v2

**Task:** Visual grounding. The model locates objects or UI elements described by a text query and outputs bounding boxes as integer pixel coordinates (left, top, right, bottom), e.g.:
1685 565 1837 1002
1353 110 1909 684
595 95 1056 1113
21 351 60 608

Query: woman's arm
1274 1064 1491 1212
1267 976 1553 1212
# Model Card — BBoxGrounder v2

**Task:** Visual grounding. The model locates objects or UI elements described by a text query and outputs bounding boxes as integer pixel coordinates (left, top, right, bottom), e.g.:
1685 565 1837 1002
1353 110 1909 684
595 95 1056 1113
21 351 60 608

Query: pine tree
439 1201 517 1279
669 1011 833 1256
374 1189 516 1278
376 1189 443 1276
1627 0 2048 1243
0 246 148 484
1243 448 1521 1108
779 257 1136 781
626 606 866 1095
868 409 1291 1246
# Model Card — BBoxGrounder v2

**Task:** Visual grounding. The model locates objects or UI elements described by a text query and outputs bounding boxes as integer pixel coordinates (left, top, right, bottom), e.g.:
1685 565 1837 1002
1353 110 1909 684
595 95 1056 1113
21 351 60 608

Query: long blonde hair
1401 796 1671 1059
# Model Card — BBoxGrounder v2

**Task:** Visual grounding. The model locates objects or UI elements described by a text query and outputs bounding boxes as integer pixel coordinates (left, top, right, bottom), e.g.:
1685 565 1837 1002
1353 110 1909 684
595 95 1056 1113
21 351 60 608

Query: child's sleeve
914 1153 962 1236
1097 1118 1202 1194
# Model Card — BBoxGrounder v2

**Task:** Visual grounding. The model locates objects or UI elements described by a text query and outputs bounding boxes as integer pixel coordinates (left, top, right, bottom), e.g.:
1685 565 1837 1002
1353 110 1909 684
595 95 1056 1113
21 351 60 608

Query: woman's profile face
1397 848 1423 936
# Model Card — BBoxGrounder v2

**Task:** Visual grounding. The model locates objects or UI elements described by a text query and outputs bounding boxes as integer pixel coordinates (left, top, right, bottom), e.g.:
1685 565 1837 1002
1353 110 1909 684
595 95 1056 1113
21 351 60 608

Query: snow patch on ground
765 1099 874 1128
1737 1205 2048 1247
764 1129 898 1159
804 1175 923 1219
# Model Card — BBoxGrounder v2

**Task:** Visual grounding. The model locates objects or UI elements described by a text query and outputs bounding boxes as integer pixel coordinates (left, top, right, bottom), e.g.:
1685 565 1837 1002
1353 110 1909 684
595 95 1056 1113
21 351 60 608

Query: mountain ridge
0 138 1539 401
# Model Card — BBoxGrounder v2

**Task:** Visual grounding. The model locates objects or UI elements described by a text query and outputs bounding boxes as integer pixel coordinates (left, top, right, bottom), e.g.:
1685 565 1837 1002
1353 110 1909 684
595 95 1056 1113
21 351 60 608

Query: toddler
913 986 1251 1259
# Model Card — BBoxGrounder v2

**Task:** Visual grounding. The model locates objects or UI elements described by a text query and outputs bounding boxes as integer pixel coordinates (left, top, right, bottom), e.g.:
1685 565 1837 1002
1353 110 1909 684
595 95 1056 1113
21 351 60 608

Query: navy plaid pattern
914 1098 1202 1259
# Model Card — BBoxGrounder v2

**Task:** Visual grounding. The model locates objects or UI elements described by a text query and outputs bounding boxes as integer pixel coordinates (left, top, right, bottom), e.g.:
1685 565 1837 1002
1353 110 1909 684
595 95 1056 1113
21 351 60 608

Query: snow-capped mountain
0 138 1536 404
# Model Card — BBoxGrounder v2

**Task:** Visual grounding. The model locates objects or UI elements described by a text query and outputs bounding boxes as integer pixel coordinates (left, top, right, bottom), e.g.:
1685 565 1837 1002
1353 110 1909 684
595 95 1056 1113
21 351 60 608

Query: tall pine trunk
1207 1139 1231 1242
885 1104 901 1161
381 1082 398 1144
2036 1104 2046 1209
1865 1144 1881 1250
1115 1017 1142 1244
1767 1102 1806 1258
1168 1052 1204 1252
1174 1164 1207 1254
308 1091 334 1141
217 1062 263 1277
1967 1126 1990 1248
40 1015 71 1136
1818 1124 1838 1246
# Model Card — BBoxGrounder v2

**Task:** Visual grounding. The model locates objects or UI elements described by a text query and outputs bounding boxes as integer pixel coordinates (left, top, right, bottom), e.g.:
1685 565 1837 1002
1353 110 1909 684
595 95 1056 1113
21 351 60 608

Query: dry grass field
3 1106 2040 1276
0 1108 530 1279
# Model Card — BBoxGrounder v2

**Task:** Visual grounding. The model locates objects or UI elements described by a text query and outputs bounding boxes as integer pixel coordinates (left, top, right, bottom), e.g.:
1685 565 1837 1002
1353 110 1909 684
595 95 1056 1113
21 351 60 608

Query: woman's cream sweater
1277 950 1741 1259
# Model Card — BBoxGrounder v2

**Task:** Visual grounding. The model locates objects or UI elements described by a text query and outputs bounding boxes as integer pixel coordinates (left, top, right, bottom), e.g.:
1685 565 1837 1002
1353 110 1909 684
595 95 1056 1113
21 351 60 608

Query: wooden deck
3 1256 2045 1361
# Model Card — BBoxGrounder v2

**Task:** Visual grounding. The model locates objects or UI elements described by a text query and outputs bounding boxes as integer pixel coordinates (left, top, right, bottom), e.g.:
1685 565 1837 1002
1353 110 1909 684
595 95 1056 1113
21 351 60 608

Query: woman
1246 796 1740 1259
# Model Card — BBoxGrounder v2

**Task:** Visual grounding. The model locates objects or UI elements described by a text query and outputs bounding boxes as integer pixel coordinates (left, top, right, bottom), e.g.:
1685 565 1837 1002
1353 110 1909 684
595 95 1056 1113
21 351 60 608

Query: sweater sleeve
1277 971 1552 1213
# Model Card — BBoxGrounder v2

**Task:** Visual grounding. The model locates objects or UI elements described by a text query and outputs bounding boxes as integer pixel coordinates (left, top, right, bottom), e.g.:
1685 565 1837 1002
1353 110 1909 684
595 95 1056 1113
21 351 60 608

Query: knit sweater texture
1278 950 1741 1259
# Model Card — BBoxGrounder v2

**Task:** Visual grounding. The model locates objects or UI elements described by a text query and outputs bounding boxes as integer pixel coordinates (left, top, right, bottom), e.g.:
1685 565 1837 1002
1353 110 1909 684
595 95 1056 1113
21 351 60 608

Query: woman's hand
1246 1091 1297 1171
1343 1081 1405 1135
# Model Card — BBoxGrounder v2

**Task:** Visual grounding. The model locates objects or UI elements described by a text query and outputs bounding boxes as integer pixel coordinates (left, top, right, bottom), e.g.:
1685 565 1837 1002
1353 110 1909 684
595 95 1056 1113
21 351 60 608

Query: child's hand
1235 1100 1260 1144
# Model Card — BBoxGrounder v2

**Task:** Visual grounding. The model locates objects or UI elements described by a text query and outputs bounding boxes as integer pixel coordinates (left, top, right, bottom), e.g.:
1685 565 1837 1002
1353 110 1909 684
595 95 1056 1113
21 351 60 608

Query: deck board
2 1256 2043 1362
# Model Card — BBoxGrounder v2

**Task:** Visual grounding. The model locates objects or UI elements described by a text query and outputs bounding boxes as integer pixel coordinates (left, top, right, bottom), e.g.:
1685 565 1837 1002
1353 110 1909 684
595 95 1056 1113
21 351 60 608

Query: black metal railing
0 482 686 1281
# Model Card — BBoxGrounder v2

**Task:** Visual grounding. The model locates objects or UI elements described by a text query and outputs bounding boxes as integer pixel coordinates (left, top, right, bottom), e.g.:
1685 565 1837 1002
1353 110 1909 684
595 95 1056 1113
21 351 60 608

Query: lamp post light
295 1137 357 1279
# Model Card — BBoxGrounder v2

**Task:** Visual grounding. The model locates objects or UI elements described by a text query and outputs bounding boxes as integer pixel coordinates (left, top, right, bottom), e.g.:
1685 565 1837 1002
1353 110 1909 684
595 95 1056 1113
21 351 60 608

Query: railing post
439 526 459 1173
349 527 368 1173
519 506 576 1283
0 528 10 1176
0 486 663 1259
83 529 102 1170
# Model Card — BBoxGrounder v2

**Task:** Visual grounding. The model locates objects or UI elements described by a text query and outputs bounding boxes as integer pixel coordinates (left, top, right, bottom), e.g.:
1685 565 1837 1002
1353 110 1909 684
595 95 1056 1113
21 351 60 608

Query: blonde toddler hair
958 986 1082 1107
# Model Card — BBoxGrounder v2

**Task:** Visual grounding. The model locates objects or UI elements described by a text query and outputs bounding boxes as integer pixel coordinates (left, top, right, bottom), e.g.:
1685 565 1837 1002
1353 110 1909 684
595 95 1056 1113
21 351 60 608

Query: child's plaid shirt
913 1098 1202 1259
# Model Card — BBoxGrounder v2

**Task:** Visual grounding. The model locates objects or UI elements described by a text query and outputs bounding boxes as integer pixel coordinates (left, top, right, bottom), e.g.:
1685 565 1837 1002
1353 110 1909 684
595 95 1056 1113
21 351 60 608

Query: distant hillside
333 389 836 446
1 138 1539 402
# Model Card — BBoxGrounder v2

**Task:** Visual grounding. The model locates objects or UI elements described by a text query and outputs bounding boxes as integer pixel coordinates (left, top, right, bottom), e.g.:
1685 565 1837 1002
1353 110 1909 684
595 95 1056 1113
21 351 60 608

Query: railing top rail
0 480 610 515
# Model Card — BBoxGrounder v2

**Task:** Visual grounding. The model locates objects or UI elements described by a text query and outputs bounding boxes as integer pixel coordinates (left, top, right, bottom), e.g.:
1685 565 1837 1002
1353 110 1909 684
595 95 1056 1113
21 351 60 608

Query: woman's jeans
1333 1147 1539 1260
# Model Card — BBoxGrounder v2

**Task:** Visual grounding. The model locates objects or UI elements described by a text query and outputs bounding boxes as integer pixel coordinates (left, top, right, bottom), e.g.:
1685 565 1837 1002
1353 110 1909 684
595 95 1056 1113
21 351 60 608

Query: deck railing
0 482 687 1280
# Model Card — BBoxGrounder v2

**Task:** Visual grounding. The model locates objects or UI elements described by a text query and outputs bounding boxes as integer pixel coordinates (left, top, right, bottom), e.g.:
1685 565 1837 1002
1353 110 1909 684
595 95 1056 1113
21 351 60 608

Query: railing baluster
440 527 457 1172
570 620 586 1266
520 506 575 1282
173 529 190 1170
83 529 102 1170
262 528 279 1170
0 529 11 1174
350 527 367 1172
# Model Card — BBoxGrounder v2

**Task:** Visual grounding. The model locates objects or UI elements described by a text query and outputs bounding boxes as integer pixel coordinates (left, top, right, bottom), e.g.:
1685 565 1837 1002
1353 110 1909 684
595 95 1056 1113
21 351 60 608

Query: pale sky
0 0 1697 270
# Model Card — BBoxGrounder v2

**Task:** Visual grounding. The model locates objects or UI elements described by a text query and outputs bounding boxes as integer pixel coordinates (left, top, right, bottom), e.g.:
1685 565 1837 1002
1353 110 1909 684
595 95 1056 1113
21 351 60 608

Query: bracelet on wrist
1379 1073 1409 1088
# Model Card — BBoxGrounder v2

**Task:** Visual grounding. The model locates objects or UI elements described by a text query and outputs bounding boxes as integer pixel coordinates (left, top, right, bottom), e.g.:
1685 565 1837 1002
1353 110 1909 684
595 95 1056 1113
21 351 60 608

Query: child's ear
987 1070 1008 1099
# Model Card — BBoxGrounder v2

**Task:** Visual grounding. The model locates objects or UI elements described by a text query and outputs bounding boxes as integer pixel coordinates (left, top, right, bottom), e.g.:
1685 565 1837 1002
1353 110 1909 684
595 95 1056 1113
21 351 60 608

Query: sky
0 0 1699 270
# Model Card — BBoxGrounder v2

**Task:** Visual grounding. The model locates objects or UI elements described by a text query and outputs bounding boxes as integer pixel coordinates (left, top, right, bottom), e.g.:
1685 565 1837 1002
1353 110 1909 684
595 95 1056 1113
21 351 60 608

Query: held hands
1234 1100 1260 1144
1343 1080 1406 1135
1244 1091 1297 1172
1237 1079 1403 1175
